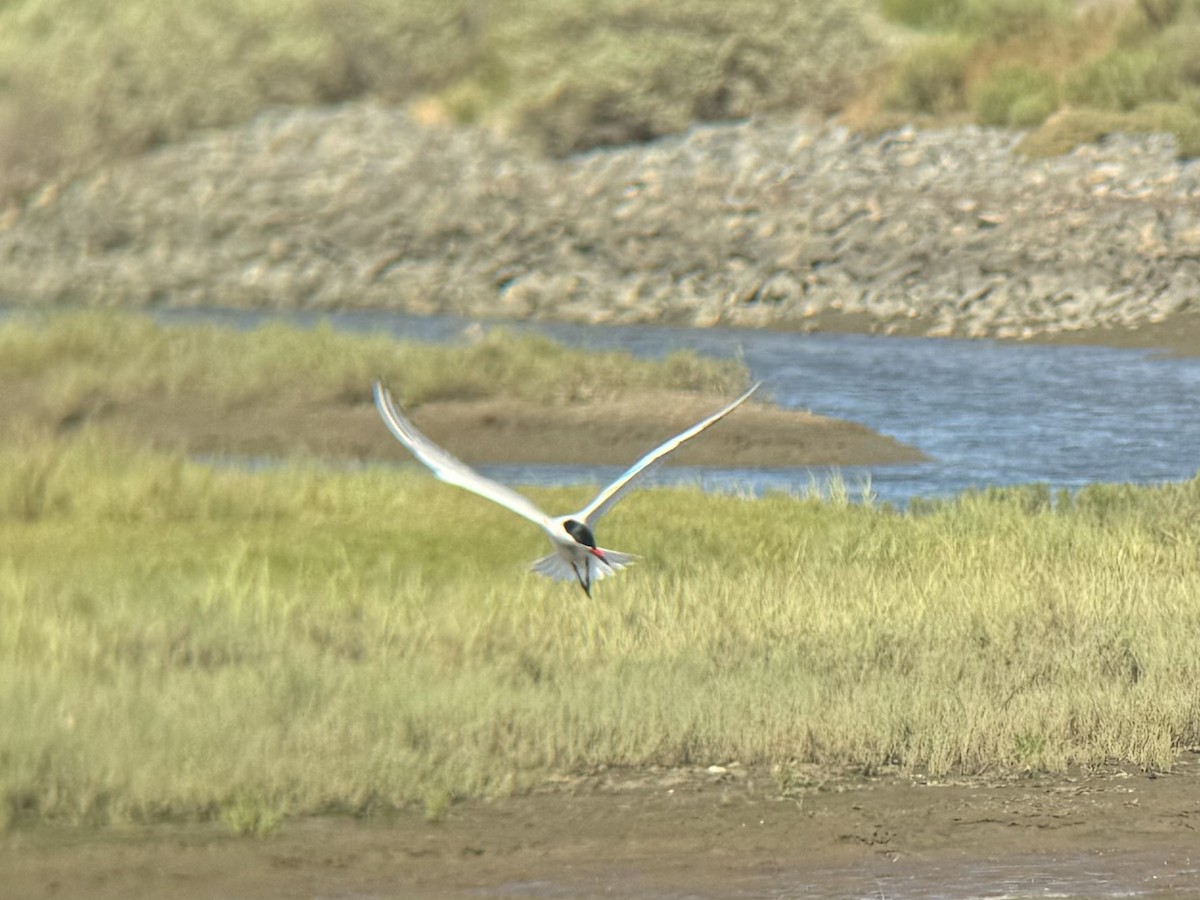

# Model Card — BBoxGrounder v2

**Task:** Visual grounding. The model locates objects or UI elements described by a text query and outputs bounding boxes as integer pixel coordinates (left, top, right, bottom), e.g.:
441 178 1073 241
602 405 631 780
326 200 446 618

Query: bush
1127 101 1200 156
884 34 975 115
880 0 963 29
1016 102 1200 159
1066 48 1181 111
460 0 885 155
881 0 1073 38
1065 11 1200 109
955 0 1074 42
1014 108 1122 156
971 63 1058 127
878 0 1200 154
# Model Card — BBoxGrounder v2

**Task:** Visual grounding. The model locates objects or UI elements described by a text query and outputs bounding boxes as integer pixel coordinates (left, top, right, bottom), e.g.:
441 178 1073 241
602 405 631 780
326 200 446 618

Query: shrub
1065 47 1181 110
971 63 1058 127
955 0 1074 42
880 0 963 29
881 0 1073 38
1007 89 1060 127
1127 100 1200 156
1016 102 1200 159
1015 107 1123 156
463 0 885 155
884 34 976 115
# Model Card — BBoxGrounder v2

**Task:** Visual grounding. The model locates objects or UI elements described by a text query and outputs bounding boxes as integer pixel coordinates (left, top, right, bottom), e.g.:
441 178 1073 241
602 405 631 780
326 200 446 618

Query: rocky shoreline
2 102 1198 343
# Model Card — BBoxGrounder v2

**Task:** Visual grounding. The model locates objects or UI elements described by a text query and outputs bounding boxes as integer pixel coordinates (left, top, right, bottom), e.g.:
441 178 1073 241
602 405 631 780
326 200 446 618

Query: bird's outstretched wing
576 382 761 526
373 381 550 529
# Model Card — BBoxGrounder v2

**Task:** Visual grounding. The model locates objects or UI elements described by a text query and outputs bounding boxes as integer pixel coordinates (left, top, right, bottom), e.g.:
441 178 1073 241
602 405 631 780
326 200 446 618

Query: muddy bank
33 389 926 468
2 105 1199 348
7 757 1200 899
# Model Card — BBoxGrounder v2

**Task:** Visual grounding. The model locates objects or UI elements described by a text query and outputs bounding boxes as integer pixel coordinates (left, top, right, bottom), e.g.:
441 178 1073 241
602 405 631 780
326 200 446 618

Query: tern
373 380 760 596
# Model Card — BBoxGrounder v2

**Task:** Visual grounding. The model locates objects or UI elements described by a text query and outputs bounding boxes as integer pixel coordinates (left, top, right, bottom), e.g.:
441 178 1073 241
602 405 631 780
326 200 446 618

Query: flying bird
372 380 760 596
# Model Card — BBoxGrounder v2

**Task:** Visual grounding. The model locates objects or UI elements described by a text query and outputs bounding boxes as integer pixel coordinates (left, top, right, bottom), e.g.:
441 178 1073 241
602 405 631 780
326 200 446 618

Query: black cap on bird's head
563 519 602 552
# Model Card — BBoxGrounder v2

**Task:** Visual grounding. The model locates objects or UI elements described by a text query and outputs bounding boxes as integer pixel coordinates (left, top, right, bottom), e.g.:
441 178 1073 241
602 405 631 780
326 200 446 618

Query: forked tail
530 548 637 596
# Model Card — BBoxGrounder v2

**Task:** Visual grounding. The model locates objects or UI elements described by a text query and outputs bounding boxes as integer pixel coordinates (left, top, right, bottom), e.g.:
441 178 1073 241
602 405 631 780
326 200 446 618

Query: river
154 307 1200 507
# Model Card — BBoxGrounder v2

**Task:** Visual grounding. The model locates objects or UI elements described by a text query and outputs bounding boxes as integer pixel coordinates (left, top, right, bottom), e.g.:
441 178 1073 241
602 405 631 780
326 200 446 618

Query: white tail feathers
530 548 637 583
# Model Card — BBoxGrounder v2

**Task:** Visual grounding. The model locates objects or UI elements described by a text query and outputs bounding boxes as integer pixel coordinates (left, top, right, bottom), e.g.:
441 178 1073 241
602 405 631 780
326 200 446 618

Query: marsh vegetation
0 312 924 467
0 310 742 417
2 0 1197 205
3 314 1200 833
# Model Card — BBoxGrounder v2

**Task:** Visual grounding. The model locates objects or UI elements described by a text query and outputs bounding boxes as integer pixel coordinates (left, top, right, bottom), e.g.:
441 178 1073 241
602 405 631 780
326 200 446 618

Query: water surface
157 308 1200 507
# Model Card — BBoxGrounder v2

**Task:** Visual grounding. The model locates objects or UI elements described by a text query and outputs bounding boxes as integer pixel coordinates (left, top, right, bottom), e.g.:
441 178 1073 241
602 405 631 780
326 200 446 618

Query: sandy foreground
5 757 1200 899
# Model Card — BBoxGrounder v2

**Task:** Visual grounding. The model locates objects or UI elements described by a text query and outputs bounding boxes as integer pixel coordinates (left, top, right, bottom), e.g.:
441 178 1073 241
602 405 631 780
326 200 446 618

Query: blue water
146 308 1200 506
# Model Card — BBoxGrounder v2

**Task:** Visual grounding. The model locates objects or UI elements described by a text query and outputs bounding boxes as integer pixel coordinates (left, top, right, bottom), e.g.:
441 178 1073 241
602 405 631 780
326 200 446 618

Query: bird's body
372 381 759 595
529 515 637 594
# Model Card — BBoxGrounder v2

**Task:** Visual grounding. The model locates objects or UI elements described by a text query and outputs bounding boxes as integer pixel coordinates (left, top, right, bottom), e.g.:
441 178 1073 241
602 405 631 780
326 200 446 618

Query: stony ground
2 104 1199 346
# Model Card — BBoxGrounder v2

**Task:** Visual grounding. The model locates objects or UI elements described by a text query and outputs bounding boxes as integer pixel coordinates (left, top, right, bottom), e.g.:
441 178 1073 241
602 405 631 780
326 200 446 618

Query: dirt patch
30 389 927 468
6 758 1200 899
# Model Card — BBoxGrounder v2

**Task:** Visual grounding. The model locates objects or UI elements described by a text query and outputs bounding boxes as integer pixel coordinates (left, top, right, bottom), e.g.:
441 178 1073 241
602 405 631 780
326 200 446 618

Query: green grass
4 427 1200 830
0 310 744 424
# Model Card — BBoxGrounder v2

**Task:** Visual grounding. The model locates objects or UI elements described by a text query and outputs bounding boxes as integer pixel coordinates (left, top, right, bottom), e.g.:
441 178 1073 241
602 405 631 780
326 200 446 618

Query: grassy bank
3 427 1200 832
0 311 743 431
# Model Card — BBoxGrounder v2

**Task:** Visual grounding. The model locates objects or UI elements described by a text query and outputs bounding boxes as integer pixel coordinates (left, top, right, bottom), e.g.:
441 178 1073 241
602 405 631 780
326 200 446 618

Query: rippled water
152 307 1200 506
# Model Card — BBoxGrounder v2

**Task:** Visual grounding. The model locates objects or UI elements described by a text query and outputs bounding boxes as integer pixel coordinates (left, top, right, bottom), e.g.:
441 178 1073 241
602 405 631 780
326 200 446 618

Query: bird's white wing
576 382 761 526
373 381 550 529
